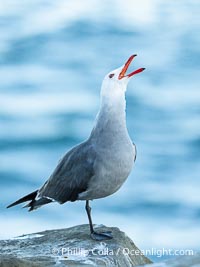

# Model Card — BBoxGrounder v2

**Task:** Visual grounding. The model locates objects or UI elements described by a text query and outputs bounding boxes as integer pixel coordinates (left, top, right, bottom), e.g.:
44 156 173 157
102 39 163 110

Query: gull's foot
91 231 113 241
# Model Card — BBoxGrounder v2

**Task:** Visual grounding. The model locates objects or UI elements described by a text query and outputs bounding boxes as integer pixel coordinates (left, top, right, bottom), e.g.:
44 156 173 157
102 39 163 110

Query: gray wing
38 141 96 204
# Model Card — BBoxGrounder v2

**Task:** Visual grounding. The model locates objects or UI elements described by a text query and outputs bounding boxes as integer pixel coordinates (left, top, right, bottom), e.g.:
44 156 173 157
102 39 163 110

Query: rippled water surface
0 0 199 262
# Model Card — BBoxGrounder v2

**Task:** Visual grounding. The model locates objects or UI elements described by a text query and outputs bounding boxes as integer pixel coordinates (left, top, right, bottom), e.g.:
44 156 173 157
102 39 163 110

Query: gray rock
0 224 152 267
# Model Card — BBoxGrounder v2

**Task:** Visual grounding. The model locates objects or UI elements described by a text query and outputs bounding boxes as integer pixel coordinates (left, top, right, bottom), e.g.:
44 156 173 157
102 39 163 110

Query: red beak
118 55 145 80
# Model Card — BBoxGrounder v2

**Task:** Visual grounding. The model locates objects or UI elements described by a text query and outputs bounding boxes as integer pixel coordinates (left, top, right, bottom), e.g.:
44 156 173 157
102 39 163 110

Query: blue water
0 0 199 262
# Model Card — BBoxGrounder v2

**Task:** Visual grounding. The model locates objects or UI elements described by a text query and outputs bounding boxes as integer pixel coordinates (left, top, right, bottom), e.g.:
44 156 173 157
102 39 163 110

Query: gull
7 55 145 241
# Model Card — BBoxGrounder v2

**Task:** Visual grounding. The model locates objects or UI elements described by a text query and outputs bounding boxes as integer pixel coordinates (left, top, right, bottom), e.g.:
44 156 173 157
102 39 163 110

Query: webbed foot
91 231 113 241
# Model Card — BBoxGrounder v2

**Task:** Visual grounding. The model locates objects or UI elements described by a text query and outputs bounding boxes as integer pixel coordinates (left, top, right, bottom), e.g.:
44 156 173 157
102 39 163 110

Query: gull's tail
7 190 52 211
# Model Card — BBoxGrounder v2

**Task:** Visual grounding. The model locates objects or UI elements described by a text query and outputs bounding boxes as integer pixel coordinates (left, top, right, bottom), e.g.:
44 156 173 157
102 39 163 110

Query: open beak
118 55 145 80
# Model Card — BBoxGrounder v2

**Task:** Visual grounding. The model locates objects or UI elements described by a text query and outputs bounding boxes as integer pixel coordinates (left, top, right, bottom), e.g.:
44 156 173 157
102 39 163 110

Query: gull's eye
109 73 115 79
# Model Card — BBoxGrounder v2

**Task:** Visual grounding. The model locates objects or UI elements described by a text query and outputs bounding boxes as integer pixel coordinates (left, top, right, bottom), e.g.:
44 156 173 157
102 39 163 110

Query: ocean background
0 0 199 262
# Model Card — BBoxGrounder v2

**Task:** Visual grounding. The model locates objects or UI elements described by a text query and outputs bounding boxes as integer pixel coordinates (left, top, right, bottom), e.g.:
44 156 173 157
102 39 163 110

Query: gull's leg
85 200 113 241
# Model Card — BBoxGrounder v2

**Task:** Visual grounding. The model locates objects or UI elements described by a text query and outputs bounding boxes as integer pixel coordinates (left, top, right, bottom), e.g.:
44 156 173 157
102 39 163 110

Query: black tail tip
7 204 14 209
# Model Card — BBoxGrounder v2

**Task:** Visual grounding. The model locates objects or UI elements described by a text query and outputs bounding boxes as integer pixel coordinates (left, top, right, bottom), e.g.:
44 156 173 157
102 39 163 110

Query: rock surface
1 224 199 267
0 224 152 267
